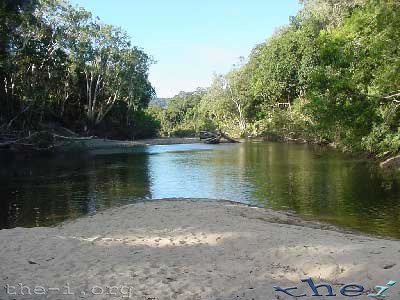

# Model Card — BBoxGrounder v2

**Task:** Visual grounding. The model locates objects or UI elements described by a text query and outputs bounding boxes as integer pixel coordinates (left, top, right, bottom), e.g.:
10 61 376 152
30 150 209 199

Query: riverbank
2 132 398 170
261 134 400 170
81 137 202 149
0 132 242 157
1 199 399 300
79 133 241 151
0 136 204 156
68 137 399 170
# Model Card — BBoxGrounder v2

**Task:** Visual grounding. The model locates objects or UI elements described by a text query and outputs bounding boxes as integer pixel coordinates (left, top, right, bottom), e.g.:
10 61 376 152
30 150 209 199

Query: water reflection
0 152 151 228
148 144 255 201
0 142 400 238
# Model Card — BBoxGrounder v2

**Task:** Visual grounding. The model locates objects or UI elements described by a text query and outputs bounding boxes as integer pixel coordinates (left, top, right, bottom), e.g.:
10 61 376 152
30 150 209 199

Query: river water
1 142 400 238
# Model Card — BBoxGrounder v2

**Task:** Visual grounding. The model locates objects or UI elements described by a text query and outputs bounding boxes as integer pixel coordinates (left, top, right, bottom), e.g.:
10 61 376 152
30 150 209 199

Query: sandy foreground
1 199 400 300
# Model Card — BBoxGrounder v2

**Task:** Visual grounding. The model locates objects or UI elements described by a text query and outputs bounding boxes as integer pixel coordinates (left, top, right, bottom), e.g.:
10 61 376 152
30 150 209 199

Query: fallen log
199 131 238 144
200 131 218 140
380 154 400 169
11 142 69 152
204 137 221 144
52 134 93 140
0 131 93 151
39 123 80 137
219 131 238 143
3 103 34 130
0 132 40 148
285 137 307 144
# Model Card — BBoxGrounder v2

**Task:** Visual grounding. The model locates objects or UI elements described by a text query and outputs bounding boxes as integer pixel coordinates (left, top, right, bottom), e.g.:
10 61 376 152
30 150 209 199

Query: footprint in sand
383 263 396 269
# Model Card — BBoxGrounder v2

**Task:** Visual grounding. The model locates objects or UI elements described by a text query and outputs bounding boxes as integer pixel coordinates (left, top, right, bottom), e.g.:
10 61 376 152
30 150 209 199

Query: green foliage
198 67 253 137
362 124 400 157
0 0 156 139
5 0 399 154
305 0 400 152
154 89 206 137
151 0 400 158
131 110 161 139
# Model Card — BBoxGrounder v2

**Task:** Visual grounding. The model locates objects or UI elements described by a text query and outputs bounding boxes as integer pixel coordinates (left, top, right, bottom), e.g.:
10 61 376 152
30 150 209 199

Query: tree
158 89 205 136
0 0 156 139
306 0 400 151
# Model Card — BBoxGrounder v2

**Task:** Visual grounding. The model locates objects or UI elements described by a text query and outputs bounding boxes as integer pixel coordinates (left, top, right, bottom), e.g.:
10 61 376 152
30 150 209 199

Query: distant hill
150 98 170 108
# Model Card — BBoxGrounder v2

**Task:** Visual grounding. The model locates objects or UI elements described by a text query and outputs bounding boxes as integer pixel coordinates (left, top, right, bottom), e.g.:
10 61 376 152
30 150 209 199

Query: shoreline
80 137 399 169
1 198 399 299
2 134 398 170
57 198 398 241
73 137 204 154
81 137 202 150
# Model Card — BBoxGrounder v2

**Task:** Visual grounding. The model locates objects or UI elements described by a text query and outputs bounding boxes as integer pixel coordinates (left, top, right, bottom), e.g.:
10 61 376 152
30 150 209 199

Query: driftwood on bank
199 131 238 144
0 130 93 152
0 103 34 130
0 132 41 148
52 134 93 140
284 136 307 144
380 154 400 169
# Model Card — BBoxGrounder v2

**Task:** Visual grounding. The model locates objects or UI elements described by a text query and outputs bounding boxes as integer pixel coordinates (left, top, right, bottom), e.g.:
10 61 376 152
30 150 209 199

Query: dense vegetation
2 0 399 157
152 0 400 157
0 0 154 139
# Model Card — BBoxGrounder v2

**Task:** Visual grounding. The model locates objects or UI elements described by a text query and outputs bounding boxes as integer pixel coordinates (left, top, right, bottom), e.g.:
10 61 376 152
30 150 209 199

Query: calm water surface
1 142 400 238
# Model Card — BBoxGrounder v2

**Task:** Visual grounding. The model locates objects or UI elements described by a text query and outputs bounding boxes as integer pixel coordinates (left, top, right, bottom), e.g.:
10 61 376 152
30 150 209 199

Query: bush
362 124 400 157
132 110 161 139
170 128 197 137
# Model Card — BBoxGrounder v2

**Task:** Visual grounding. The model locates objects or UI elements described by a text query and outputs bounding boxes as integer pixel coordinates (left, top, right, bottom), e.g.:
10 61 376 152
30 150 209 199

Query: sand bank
1 199 399 299
81 137 201 150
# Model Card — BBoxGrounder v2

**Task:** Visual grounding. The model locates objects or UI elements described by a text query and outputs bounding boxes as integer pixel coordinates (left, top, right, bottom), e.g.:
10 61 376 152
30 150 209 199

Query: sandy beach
1 199 400 300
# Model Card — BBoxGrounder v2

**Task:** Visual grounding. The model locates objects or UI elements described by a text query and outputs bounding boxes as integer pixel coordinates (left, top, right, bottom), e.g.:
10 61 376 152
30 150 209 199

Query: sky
69 0 301 98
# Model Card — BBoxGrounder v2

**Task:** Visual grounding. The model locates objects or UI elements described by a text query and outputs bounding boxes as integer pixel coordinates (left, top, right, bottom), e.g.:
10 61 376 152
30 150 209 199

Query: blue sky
69 0 301 98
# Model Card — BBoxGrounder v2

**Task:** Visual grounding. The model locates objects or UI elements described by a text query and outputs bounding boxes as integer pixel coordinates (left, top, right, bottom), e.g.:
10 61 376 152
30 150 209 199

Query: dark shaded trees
0 0 155 139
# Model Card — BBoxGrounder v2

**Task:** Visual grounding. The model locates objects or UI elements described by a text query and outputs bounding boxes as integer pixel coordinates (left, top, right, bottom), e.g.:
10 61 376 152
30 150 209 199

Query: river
1 141 400 238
